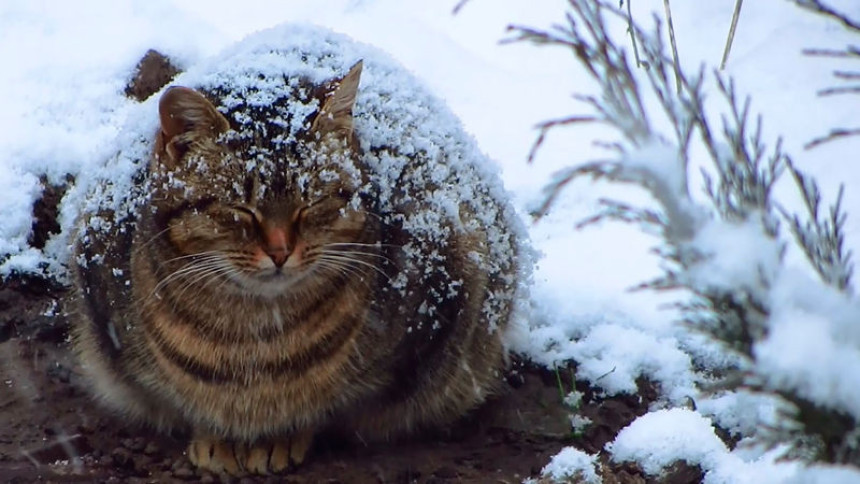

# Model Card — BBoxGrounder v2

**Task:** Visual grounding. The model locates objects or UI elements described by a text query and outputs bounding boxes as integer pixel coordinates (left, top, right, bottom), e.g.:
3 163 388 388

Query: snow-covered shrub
509 0 860 468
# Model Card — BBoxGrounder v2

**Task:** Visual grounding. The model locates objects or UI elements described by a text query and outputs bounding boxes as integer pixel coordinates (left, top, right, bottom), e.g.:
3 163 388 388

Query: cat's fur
73 38 521 475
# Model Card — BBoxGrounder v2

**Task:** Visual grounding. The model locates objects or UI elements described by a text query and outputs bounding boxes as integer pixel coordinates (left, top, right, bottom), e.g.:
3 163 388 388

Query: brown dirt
124 50 181 102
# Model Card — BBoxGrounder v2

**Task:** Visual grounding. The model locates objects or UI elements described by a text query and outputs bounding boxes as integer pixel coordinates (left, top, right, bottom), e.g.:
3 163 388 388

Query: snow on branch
511 0 860 467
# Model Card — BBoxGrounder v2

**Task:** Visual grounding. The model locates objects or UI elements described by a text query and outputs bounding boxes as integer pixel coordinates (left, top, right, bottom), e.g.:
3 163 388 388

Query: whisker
159 251 256 269
131 226 172 257
313 259 370 282
316 254 391 282
212 267 244 293
160 251 229 266
169 258 241 297
323 242 402 249
313 247 394 265
173 264 235 301
147 258 230 301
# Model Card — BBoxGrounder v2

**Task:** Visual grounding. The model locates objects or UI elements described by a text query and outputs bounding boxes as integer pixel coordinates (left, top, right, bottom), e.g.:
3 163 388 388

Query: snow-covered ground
2 0 859 482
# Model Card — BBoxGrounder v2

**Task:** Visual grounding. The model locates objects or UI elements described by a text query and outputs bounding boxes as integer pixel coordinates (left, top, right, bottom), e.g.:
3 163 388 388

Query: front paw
187 438 242 475
187 430 314 475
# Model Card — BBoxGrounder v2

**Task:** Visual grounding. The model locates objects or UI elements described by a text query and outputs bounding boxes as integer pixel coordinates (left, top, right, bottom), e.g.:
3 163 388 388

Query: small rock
133 454 153 475
434 466 459 479
143 441 161 456
127 436 147 451
111 447 133 468
173 467 195 480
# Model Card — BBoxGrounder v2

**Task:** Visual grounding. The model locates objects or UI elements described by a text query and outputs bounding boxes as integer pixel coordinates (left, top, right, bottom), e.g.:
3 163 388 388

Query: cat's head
147 62 377 297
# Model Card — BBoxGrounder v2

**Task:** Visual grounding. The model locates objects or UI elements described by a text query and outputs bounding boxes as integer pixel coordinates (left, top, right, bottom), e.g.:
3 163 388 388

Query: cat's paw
187 438 242 475
187 431 314 475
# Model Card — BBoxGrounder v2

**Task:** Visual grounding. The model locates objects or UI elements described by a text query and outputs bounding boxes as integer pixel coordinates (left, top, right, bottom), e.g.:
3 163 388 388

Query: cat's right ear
310 61 363 141
157 86 230 166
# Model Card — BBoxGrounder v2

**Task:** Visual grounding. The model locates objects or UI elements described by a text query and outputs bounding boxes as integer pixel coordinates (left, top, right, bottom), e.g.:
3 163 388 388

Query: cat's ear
157 86 230 164
311 60 363 140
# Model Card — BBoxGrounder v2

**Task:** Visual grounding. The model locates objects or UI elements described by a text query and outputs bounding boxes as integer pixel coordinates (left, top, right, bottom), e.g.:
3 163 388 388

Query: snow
536 446 600 484
2 0 860 481
757 268 860 420
608 408 729 476
608 408 801 484
685 215 783 293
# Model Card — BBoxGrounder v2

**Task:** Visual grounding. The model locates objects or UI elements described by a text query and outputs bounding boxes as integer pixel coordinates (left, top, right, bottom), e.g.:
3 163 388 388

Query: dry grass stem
720 0 745 70
662 0 682 93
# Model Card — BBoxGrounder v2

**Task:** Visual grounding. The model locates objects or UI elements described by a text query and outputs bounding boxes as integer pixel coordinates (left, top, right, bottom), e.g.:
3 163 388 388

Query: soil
0 51 705 484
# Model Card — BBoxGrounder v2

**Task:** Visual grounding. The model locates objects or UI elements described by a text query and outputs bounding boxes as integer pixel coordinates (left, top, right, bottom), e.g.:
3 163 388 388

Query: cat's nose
266 248 289 268
263 228 291 268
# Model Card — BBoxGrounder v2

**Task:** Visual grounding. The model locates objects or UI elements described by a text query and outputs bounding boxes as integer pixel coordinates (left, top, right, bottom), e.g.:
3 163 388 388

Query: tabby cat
73 26 522 476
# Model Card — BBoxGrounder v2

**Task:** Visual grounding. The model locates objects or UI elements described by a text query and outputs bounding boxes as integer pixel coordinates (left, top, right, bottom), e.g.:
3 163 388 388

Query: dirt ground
0 52 704 484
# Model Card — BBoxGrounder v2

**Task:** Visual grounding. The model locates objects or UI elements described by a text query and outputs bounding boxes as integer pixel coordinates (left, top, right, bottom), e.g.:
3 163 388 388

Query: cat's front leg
187 430 315 475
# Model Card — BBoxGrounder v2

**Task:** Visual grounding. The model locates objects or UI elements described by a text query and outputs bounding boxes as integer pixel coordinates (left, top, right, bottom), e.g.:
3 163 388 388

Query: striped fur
73 60 519 473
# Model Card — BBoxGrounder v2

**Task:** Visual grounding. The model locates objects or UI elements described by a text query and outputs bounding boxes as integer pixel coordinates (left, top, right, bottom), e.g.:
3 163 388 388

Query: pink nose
264 228 291 268
266 248 289 267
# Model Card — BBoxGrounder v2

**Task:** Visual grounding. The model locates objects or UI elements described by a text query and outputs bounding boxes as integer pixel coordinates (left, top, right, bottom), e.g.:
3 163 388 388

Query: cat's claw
187 438 241 475
187 431 314 475
262 430 314 472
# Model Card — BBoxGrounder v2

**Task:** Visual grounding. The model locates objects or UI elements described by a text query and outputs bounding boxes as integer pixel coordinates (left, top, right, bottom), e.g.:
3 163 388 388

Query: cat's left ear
311 60 363 139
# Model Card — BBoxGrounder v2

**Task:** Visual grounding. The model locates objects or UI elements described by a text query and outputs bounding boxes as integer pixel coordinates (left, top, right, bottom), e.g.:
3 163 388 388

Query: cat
72 25 524 476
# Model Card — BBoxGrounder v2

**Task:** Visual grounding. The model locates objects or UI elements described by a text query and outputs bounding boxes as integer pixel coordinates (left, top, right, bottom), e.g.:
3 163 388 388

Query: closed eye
230 205 263 229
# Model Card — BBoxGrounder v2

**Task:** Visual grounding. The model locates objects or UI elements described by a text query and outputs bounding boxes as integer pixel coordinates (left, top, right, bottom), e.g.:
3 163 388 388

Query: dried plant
793 0 860 149
510 0 859 465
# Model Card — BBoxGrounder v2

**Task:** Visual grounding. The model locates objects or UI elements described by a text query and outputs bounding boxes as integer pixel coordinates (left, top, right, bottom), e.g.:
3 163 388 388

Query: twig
818 86 860 96
452 0 469 15
804 128 860 149
834 71 860 80
792 0 860 33
720 0 745 70
625 0 644 68
663 0 682 93
803 47 860 58
527 116 598 164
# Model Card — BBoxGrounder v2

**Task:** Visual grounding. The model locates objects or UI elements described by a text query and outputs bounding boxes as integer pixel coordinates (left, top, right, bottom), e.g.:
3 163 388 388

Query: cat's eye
231 206 262 228
292 205 310 229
